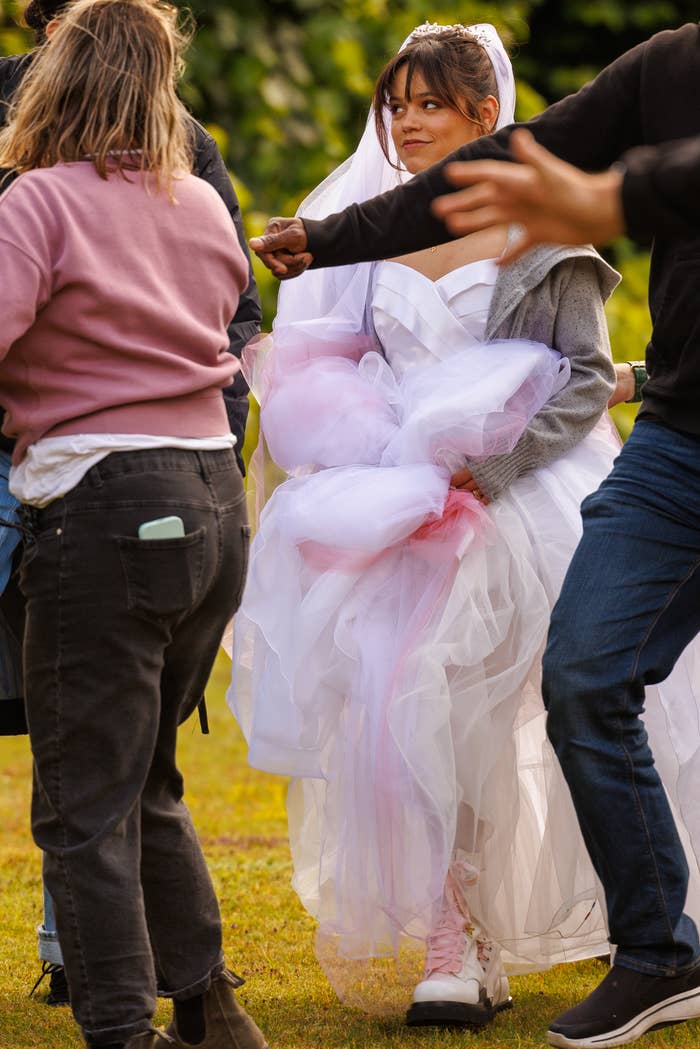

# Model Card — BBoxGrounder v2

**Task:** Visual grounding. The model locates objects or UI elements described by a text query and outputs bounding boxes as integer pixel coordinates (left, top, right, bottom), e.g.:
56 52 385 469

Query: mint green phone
137 516 185 540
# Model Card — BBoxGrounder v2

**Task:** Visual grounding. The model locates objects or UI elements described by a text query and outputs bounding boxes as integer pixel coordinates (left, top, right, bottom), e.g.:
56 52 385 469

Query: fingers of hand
249 243 313 279
277 253 313 280
432 170 532 233
510 129 563 180
433 180 496 218
443 161 532 197
450 469 489 504
249 232 292 253
249 218 306 254
251 250 285 274
251 250 289 276
442 203 507 237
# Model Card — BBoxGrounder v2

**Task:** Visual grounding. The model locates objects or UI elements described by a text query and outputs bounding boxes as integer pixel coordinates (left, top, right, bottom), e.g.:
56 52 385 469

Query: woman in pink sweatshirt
0 3 267 1048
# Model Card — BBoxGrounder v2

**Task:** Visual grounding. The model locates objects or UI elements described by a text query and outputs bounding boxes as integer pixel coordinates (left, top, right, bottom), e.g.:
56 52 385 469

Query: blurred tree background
2 0 698 433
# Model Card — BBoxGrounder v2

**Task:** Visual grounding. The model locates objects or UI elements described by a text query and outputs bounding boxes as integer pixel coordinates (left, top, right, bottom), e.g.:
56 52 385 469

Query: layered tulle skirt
227 337 695 1009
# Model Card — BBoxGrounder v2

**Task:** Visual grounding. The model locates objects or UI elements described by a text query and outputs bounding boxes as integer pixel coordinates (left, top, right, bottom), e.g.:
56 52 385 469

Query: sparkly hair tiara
409 21 491 47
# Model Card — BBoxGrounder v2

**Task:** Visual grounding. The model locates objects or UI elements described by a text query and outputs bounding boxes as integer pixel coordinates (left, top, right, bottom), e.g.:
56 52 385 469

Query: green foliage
0 0 691 407
177 0 532 218
0 0 28 54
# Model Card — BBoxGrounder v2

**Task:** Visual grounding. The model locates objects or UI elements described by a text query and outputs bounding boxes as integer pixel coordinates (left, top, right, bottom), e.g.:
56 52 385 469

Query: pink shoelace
423 860 492 978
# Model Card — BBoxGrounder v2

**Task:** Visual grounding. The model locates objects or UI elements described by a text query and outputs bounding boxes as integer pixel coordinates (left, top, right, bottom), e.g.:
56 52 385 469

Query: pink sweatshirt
0 161 249 462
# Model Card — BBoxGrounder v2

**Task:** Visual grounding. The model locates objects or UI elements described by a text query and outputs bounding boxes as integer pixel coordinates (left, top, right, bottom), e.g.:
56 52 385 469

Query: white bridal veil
247 23 516 389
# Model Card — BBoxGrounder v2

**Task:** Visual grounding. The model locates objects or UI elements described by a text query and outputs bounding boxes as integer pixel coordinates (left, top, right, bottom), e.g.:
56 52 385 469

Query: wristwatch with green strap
625 360 647 403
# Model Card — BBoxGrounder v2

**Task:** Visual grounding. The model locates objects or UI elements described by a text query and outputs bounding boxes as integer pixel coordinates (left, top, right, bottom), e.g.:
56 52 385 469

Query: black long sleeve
621 136 700 244
192 124 262 474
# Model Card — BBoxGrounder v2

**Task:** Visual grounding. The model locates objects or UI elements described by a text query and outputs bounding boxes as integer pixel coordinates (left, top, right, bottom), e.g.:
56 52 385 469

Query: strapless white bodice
371 258 499 380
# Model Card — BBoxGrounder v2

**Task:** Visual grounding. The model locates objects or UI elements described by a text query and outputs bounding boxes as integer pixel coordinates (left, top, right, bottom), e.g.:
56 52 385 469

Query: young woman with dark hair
229 22 635 1030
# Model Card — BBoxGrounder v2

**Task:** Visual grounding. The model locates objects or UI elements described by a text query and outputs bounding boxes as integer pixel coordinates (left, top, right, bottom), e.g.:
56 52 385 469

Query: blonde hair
0 0 193 193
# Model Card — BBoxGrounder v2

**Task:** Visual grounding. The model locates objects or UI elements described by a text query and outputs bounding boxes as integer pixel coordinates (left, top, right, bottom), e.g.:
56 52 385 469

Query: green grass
1 653 698 1048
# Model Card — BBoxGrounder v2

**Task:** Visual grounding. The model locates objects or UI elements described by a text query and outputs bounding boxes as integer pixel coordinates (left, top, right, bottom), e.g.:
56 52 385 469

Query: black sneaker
46 964 70 1006
547 962 700 1048
29 961 70 1006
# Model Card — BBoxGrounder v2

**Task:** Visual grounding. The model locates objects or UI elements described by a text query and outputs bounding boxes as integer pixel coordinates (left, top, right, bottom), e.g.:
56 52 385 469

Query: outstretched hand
249 217 313 279
431 130 626 264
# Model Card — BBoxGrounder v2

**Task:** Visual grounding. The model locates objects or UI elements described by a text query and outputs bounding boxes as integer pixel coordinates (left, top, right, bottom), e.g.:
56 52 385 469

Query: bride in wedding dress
228 22 700 1029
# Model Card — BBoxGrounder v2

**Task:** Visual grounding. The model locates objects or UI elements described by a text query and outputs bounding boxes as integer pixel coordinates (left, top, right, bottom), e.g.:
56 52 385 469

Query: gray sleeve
466 258 616 499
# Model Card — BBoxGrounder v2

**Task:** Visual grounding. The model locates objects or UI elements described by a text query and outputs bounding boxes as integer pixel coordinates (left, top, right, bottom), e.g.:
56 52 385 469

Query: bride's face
389 66 490 174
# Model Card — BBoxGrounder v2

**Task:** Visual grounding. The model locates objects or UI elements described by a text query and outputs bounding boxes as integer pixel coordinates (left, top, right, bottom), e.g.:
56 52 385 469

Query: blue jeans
38 878 64 966
543 418 700 976
0 450 20 594
0 450 22 714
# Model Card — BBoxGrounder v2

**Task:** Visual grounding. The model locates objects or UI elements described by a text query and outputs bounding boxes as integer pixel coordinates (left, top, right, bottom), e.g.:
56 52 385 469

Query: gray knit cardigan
467 240 620 499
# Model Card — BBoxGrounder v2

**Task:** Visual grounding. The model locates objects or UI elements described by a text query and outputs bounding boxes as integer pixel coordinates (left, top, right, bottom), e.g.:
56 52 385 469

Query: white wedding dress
228 257 700 1010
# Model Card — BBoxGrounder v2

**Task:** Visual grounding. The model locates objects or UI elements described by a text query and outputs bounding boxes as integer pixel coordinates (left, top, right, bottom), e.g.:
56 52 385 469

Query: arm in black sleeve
304 34 650 267
621 135 700 244
192 122 262 474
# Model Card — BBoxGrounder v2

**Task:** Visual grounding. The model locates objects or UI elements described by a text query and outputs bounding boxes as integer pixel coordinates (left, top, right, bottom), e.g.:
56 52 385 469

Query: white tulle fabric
228 256 630 1009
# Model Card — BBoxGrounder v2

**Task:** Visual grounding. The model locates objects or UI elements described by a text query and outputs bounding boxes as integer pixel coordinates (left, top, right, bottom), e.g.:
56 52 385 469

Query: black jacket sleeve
304 33 650 267
191 122 262 475
621 136 700 245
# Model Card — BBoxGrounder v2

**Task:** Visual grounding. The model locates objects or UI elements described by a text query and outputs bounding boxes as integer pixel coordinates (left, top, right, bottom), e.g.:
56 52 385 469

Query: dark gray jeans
21 448 250 1046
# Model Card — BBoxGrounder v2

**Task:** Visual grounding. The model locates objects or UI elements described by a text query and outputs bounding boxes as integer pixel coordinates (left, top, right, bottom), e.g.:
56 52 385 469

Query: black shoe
29 961 70 1006
46 964 70 1006
547 961 700 1048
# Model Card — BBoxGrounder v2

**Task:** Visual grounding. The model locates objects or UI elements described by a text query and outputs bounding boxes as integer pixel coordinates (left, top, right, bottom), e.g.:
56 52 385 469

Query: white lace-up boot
406 860 512 1028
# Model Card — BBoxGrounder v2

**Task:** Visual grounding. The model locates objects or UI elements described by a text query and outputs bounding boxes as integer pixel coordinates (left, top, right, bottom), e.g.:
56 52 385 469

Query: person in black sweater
251 23 700 1049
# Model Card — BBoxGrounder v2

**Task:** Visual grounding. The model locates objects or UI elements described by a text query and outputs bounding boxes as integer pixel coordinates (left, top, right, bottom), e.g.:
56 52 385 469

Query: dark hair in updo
24 0 70 40
372 30 500 164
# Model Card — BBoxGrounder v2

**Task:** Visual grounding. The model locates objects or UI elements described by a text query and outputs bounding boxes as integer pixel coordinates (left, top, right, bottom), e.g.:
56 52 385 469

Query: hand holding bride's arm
249 217 313 279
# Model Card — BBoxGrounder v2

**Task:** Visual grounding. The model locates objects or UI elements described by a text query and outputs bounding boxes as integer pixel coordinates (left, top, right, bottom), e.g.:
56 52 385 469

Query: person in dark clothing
0 0 260 1013
0 0 268 1045
249 23 700 1049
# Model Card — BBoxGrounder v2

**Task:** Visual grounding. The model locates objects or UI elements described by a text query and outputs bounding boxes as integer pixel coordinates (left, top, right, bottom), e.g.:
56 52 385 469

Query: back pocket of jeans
117 527 206 618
